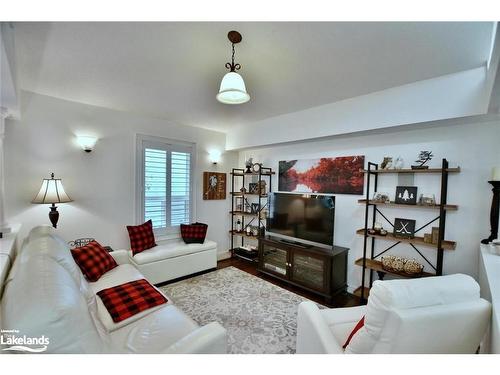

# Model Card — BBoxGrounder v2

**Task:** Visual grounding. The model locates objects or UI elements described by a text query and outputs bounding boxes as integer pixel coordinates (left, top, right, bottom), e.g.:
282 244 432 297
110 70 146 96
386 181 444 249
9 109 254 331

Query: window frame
135 134 196 237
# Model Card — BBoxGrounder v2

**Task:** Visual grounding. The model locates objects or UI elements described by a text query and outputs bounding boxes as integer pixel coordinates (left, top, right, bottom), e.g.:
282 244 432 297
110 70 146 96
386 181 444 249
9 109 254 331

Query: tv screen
266 192 335 247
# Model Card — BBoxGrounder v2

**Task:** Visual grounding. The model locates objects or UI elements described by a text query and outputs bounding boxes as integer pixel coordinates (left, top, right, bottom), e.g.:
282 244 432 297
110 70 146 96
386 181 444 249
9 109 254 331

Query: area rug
160 266 320 354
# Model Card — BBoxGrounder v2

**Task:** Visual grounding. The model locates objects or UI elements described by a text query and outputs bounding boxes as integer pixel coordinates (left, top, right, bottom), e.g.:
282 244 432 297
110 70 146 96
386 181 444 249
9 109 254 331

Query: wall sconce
208 150 222 165
76 135 98 152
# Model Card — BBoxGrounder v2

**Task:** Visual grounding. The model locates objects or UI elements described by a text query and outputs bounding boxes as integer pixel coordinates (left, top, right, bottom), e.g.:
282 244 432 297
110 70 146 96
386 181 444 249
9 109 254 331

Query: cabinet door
290 249 329 293
259 242 289 278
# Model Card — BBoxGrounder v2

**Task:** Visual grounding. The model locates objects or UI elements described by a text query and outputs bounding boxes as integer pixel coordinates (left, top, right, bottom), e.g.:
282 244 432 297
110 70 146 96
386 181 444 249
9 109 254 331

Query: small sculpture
245 158 253 173
393 156 404 169
380 157 393 170
411 151 433 170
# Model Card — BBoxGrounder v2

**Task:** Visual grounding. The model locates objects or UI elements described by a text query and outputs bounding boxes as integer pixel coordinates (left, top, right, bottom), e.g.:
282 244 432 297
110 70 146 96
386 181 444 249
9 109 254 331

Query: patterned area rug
160 266 318 354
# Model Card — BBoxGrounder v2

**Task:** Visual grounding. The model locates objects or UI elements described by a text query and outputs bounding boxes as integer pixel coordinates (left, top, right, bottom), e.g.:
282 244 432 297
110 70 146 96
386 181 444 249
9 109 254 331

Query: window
137 135 194 234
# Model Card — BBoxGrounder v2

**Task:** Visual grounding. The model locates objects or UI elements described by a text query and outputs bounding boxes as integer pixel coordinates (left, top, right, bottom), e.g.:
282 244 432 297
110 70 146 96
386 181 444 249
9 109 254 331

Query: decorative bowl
403 259 424 276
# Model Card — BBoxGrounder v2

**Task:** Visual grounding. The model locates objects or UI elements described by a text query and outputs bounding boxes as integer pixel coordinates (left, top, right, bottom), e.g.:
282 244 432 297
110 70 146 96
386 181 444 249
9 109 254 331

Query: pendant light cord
225 43 241 72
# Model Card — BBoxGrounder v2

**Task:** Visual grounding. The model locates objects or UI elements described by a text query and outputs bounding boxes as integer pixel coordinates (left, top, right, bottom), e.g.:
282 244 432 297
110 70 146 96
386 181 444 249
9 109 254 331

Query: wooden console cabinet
257 236 349 303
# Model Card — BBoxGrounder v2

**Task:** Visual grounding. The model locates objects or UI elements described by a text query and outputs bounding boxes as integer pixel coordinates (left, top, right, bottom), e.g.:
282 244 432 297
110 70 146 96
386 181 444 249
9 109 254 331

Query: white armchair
297 274 491 354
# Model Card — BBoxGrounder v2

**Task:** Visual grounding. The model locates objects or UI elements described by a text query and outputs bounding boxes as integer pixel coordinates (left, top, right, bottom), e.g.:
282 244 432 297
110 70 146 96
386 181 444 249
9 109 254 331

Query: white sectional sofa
127 238 217 285
0 226 226 354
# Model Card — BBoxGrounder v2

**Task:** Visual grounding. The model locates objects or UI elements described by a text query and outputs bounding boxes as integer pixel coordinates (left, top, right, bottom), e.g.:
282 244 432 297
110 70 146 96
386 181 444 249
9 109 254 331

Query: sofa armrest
296 301 344 354
162 322 227 354
110 249 130 265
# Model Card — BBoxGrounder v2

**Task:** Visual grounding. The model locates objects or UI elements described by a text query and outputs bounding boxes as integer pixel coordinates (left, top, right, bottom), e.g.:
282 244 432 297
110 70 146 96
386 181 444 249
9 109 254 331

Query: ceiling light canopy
216 31 250 105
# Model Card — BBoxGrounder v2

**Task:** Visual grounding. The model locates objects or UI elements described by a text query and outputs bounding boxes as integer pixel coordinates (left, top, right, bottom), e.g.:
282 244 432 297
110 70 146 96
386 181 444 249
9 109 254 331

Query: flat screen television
266 192 335 248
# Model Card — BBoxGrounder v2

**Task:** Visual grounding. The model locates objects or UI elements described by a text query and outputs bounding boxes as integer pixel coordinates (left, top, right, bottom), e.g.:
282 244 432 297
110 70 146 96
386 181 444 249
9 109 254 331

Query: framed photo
251 203 260 214
203 172 226 200
248 182 259 194
395 186 417 205
372 191 390 203
279 155 365 195
393 218 416 239
235 196 244 212
431 226 440 244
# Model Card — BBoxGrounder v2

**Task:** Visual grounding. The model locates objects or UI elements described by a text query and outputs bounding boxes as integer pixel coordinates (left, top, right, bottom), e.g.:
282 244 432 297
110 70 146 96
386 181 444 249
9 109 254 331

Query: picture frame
248 182 259 194
203 172 226 200
372 191 390 203
235 196 244 212
395 186 418 205
432 226 440 244
251 203 260 214
393 218 416 239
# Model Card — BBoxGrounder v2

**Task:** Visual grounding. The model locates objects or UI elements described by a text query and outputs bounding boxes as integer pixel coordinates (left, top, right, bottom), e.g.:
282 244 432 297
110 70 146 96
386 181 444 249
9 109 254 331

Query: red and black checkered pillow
180 222 208 244
127 220 157 256
96 278 167 323
71 241 118 282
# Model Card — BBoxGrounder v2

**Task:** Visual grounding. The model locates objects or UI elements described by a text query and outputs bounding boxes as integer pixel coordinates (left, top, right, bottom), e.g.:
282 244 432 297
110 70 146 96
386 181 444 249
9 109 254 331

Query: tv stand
257 236 348 304
279 238 313 248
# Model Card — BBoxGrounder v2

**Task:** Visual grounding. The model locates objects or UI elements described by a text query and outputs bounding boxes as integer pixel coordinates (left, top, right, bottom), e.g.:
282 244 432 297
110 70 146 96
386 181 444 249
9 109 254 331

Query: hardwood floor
217 257 360 308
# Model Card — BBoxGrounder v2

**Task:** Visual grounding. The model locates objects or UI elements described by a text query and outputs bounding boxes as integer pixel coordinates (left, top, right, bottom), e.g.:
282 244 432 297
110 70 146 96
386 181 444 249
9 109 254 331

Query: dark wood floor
217 257 360 308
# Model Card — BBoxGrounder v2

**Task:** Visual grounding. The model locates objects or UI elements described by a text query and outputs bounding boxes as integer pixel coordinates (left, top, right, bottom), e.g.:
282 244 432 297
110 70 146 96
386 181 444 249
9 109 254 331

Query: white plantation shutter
139 137 193 232
171 151 191 226
144 148 168 229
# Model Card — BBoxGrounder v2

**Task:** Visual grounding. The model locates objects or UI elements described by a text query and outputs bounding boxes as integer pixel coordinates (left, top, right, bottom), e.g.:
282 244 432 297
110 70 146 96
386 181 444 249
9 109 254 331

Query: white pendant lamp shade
216 72 250 105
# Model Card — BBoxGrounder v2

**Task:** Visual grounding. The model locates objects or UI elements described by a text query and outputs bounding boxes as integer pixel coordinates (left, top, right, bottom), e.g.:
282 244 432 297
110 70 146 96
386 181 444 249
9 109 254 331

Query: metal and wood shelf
360 167 461 174
355 229 456 250
355 158 459 302
357 199 458 211
230 167 274 262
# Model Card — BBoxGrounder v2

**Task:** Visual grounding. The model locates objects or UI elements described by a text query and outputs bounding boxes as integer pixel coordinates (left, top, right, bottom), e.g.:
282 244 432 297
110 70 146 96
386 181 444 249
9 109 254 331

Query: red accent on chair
343 316 365 349
71 241 118 282
96 278 167 323
180 222 208 244
127 220 157 255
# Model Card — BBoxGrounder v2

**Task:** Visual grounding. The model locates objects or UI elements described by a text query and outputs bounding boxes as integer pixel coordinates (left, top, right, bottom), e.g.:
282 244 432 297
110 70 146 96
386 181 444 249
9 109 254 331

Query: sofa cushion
23 230 82 284
89 264 171 332
96 279 167 323
127 220 157 255
21 229 97 310
346 274 481 354
180 222 208 244
110 304 199 353
90 264 144 292
71 241 118 282
1 255 106 353
130 240 217 265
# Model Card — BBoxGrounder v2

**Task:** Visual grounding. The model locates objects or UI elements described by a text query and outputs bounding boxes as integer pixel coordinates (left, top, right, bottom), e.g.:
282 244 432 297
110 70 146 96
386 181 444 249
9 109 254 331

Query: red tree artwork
278 156 365 195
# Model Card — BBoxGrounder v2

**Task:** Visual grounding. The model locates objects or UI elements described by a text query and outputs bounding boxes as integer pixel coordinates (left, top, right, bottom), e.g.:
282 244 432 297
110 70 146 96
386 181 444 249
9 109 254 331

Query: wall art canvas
395 186 418 205
278 156 365 195
203 172 226 200
393 218 416 239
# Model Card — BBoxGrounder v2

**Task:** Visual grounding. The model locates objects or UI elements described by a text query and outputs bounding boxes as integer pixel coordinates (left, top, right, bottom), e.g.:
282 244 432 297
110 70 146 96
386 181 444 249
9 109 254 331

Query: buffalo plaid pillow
127 220 157 256
180 222 208 244
96 278 167 323
71 241 118 282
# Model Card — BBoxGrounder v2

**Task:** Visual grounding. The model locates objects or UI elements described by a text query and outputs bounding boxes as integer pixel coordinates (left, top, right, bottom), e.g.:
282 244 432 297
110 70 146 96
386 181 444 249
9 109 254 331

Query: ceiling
14 22 494 132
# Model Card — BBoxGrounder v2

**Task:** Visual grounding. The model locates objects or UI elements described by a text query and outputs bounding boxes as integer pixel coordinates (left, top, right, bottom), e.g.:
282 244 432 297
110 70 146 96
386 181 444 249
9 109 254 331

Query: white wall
4 91 238 258
239 120 500 291
227 67 489 150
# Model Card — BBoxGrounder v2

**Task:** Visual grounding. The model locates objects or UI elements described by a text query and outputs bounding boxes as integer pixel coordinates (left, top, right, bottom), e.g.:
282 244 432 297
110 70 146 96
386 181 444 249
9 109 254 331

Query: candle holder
482 181 500 244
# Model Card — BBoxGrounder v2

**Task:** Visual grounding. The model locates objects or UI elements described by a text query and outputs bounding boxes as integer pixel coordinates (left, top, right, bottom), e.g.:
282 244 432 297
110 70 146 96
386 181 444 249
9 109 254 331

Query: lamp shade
32 173 72 204
216 72 250 104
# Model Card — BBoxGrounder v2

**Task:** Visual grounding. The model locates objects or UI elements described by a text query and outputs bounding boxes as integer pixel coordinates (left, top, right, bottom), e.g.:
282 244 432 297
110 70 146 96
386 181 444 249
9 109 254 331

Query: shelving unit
355 158 460 302
230 167 275 262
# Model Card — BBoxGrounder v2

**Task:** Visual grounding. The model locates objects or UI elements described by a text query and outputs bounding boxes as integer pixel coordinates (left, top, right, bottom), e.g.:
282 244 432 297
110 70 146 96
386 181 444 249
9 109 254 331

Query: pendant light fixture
216 31 250 105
